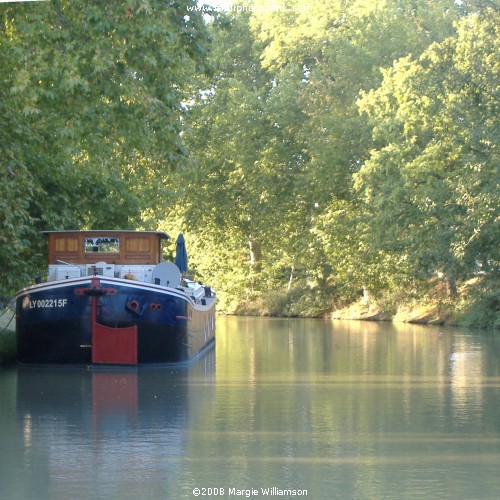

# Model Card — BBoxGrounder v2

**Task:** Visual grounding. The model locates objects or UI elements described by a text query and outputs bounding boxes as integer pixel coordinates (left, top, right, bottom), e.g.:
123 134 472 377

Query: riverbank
235 275 499 329
331 276 499 329
0 307 16 365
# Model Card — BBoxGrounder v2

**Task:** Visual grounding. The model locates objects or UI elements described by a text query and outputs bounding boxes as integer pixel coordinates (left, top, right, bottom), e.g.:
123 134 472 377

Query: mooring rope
0 311 15 336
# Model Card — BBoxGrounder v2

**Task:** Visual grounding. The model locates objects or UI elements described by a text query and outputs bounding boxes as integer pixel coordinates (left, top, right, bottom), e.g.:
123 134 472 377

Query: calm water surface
0 317 499 500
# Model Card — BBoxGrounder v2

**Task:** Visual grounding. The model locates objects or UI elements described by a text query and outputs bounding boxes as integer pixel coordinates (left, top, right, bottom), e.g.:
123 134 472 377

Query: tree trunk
445 276 457 298
248 237 262 272
287 266 294 291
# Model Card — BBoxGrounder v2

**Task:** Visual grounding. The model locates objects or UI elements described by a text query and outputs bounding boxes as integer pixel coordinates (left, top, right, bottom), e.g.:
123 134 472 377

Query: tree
355 9 500 296
168 0 471 312
249 0 462 301
0 0 210 296
166 9 314 309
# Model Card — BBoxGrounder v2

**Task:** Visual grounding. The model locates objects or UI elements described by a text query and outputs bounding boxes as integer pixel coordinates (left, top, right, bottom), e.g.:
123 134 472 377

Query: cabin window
84 237 120 253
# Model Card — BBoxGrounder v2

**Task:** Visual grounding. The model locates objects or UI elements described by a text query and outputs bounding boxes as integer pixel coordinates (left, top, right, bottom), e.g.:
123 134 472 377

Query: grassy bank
333 277 500 328
235 276 500 329
0 307 16 365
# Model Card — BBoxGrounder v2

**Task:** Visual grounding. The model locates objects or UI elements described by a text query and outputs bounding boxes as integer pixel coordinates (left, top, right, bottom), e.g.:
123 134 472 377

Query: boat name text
30 299 68 309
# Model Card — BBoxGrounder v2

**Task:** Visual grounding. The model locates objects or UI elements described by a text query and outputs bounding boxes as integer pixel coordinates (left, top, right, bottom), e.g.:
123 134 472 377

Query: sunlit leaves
166 0 493 313
356 9 500 283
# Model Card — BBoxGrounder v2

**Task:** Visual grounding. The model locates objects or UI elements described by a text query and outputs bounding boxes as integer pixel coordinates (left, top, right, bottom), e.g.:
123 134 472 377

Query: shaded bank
0 330 16 366
332 277 499 329
0 306 16 365
234 277 500 330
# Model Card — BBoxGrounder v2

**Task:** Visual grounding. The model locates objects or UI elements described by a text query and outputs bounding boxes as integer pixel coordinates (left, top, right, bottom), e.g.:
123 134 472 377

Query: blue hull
16 277 215 365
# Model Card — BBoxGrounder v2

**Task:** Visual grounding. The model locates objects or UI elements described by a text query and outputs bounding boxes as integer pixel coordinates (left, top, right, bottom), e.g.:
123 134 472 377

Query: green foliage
0 305 16 365
164 10 314 311
1 0 497 326
0 329 17 366
355 9 500 287
455 278 500 328
0 330 17 366
169 0 483 316
0 0 210 296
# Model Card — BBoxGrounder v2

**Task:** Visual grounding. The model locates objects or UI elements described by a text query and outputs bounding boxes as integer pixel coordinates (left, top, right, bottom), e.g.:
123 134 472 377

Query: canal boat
15 231 216 365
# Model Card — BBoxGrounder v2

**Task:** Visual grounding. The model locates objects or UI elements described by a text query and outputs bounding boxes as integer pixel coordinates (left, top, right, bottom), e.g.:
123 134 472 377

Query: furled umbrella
174 233 188 273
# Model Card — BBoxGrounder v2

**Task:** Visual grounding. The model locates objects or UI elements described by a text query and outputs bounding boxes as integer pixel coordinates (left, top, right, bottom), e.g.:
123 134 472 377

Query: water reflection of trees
197 317 499 496
10 319 499 498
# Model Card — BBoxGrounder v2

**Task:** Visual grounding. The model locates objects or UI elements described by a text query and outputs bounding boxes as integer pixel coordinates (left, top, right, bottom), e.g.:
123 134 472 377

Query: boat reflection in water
16 353 215 498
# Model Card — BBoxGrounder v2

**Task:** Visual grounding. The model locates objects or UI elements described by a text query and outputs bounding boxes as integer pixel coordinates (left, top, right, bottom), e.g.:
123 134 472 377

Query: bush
454 280 500 329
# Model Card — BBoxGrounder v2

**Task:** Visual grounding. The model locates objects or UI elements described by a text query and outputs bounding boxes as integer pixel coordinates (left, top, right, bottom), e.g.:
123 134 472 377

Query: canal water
0 317 499 500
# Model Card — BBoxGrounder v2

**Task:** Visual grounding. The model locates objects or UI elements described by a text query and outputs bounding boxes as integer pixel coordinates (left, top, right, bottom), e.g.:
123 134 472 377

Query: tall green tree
0 0 209 296
170 0 473 312
249 0 462 301
167 11 282 308
355 9 500 295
